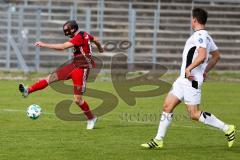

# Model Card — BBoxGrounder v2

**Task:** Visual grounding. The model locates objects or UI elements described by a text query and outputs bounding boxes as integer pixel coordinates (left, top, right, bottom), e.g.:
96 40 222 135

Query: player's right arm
185 47 207 80
34 41 73 50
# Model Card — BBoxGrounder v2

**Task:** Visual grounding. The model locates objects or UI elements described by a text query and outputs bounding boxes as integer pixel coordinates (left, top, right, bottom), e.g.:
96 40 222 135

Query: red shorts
55 62 90 95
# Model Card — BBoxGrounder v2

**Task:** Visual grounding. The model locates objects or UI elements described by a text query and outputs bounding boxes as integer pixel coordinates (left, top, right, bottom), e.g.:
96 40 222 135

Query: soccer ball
27 104 42 120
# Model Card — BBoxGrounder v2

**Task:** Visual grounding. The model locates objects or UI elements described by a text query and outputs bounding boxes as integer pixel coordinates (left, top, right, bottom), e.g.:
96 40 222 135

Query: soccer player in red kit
19 20 104 129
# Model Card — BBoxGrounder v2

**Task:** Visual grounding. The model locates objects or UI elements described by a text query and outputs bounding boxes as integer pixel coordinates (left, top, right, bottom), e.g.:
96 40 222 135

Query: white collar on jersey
194 29 206 32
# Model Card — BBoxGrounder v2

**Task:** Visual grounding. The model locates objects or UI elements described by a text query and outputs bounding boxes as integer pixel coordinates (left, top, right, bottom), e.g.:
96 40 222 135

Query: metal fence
3 0 240 72
3 0 162 73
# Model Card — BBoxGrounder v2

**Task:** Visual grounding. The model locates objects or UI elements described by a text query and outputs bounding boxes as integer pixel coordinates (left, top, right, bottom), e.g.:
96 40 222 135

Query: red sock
79 101 94 120
28 79 48 94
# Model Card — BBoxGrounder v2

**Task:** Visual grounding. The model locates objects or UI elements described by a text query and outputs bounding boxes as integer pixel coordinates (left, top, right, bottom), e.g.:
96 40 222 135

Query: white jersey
180 30 218 83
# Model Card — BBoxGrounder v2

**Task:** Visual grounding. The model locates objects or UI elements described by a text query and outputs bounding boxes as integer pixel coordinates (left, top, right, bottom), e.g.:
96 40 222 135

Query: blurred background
0 0 240 73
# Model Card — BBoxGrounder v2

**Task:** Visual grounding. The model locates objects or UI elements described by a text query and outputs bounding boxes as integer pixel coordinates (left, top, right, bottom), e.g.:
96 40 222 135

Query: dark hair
63 20 79 36
192 8 208 25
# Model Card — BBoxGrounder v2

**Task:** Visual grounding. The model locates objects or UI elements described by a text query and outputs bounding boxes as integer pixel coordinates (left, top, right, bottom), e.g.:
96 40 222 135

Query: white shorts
169 77 202 105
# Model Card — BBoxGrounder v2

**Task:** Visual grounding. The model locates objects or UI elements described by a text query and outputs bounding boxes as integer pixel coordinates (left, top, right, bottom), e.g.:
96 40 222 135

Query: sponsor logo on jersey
198 38 203 43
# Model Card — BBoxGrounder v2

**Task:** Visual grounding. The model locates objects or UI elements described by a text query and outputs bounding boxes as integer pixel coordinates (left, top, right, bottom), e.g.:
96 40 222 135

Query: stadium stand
0 0 240 72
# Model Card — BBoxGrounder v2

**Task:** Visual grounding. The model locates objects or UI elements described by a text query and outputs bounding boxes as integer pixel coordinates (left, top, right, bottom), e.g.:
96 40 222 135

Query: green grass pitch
0 78 240 160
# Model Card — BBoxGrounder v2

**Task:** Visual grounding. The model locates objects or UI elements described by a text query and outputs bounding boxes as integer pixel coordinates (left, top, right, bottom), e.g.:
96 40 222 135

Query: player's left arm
91 37 104 53
203 50 220 79
185 47 207 80
34 41 73 51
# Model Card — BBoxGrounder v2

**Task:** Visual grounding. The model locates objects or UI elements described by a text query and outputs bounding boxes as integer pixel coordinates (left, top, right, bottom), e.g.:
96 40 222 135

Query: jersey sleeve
194 33 207 49
69 35 82 46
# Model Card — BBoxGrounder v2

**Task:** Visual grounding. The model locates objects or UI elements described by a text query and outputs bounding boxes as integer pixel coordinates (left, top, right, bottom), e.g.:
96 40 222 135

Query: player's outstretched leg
141 94 181 149
18 73 58 97
187 105 236 148
19 83 29 98
74 95 97 130
19 79 48 97
199 112 236 148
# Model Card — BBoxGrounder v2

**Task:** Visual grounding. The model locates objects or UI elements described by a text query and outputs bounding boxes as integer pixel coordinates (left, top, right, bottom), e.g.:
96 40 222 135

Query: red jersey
69 31 95 68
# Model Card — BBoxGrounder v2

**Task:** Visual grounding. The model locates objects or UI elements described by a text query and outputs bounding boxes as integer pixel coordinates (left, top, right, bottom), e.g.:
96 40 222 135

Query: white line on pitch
0 108 239 133
0 108 54 115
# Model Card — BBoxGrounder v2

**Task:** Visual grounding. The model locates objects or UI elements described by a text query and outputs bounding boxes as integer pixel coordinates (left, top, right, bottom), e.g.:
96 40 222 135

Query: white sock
199 111 229 132
155 112 173 140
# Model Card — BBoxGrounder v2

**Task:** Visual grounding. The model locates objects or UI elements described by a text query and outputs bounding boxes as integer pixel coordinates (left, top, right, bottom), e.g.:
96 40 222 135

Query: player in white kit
141 8 235 149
